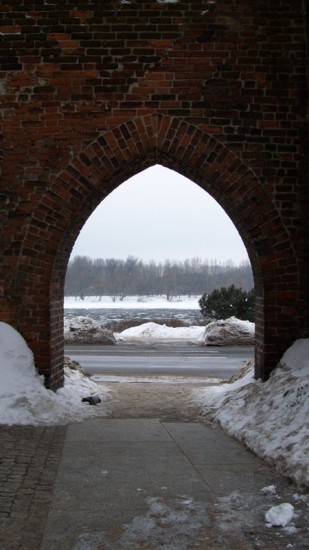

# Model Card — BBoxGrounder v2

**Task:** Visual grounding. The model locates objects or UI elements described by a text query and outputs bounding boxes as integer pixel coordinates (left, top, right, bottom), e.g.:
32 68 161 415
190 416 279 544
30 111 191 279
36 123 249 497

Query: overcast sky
71 165 249 264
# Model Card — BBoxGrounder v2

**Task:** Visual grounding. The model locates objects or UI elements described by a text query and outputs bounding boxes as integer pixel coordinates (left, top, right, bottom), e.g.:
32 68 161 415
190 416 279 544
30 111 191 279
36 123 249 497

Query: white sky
71 165 249 264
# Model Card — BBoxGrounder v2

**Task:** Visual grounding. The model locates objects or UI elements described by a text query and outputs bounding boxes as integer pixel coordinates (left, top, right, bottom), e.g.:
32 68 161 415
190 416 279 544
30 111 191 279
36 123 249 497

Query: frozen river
64 307 202 325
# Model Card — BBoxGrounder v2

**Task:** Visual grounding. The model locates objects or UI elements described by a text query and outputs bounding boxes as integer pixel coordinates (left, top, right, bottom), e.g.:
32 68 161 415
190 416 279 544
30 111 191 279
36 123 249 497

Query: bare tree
65 256 254 299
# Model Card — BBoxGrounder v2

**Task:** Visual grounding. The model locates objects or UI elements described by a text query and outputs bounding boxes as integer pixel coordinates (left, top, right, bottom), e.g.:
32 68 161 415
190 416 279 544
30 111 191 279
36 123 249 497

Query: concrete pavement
36 418 309 550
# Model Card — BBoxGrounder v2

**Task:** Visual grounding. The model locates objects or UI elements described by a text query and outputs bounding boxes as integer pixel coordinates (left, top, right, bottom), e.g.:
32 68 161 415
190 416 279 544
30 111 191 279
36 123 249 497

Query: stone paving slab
40 418 309 550
0 425 66 550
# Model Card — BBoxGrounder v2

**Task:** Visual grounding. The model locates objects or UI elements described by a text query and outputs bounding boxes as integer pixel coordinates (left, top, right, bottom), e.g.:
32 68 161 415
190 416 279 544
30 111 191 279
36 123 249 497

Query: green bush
199 285 255 322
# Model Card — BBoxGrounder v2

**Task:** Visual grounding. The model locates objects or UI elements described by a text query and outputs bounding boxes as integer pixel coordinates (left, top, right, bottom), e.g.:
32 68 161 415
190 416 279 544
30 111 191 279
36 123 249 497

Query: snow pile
0 322 109 426
265 503 294 527
201 317 255 346
64 316 115 344
195 338 309 487
64 314 255 347
115 321 204 343
64 313 255 347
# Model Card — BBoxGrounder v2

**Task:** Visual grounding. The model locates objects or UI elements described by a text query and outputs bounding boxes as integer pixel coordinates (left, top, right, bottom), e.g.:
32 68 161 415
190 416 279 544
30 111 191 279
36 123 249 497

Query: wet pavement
2 418 306 550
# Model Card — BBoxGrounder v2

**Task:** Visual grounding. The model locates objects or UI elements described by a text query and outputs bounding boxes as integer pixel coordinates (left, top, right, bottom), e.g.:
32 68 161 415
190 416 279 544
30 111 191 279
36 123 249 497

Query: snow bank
64 316 115 344
194 338 309 487
64 314 254 347
0 322 109 426
115 322 205 343
201 317 255 346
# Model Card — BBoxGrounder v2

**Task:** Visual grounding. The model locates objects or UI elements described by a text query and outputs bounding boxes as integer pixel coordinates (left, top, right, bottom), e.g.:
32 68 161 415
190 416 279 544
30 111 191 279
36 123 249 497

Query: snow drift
115 321 204 343
0 322 109 426
194 338 309 488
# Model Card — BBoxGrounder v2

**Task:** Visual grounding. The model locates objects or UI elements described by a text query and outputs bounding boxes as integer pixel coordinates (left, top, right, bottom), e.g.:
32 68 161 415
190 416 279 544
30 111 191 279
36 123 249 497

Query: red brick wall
0 0 308 390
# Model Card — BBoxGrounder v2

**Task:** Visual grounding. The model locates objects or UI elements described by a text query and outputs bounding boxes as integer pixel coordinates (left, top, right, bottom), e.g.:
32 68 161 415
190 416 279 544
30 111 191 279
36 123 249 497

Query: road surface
65 343 254 379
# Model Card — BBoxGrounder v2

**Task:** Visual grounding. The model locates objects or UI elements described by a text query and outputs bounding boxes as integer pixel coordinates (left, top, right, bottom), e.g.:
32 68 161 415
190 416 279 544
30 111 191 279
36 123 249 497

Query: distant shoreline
64 295 200 310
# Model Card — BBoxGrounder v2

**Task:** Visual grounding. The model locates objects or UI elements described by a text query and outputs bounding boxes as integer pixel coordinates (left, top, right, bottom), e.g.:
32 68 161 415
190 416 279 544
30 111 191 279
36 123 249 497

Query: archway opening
70 165 250 265
63 165 254 381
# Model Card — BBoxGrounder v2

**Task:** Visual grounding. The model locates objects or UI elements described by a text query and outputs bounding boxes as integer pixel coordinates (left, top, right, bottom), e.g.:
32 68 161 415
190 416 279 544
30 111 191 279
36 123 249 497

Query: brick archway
5 115 299 389
1 0 308 390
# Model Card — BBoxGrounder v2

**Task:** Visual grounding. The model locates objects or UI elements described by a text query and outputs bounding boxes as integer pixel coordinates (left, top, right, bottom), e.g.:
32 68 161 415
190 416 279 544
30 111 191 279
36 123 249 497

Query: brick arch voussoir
24 114 297 283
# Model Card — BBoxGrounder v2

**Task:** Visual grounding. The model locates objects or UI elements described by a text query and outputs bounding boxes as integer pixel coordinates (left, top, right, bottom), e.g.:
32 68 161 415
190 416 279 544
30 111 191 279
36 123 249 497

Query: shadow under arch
20 115 299 389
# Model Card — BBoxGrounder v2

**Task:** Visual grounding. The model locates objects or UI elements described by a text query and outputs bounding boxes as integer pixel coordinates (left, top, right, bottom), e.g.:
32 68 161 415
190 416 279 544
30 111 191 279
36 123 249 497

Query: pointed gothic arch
8 115 300 389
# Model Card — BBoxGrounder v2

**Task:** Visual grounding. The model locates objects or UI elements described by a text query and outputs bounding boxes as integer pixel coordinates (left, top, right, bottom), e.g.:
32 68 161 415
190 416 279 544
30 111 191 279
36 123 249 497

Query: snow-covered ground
64 295 200 310
0 319 308 489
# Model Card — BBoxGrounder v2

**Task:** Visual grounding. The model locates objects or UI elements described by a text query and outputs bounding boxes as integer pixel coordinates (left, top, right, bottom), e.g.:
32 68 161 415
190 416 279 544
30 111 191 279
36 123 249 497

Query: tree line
65 255 254 301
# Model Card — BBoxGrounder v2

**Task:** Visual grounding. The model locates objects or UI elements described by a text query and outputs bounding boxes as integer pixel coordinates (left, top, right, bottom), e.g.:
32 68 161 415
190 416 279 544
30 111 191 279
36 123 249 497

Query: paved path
0 425 66 550
1 387 308 550
38 418 308 550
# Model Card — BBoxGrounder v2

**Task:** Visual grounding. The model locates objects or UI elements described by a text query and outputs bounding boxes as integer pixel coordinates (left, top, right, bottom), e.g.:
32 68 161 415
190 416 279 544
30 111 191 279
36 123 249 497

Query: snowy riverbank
64 295 200 310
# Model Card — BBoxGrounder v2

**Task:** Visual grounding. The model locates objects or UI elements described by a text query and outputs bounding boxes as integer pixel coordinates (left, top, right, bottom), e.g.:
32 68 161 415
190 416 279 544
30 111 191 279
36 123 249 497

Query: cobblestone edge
0 425 67 550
